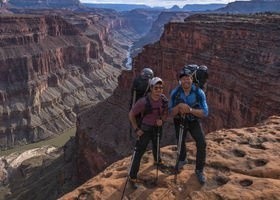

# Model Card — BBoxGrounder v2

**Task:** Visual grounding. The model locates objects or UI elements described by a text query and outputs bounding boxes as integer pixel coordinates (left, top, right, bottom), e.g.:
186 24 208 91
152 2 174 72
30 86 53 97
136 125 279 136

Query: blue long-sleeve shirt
169 84 209 117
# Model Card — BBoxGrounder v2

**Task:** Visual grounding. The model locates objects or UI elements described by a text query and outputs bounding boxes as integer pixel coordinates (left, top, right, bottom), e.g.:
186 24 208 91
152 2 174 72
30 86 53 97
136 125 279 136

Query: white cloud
80 0 248 8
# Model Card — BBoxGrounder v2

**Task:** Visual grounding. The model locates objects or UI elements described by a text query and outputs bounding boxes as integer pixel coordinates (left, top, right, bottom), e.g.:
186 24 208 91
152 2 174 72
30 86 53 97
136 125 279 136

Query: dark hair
179 68 193 78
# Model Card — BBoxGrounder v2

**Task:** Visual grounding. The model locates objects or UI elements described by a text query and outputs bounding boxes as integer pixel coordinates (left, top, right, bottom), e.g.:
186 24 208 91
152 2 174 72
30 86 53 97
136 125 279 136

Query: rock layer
0 14 124 150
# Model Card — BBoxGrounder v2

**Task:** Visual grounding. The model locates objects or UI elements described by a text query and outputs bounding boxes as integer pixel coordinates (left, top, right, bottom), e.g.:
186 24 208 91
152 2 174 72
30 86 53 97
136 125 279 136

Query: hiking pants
129 125 162 179
174 119 206 171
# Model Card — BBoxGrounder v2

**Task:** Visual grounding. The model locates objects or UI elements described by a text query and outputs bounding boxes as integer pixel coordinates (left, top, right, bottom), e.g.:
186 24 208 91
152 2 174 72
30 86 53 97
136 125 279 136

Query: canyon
0 13 123 150
0 7 159 150
0 3 279 200
0 7 166 199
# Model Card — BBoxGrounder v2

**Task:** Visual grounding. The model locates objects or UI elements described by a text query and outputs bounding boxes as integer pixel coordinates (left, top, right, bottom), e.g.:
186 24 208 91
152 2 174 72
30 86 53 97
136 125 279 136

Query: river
0 127 76 157
125 44 132 70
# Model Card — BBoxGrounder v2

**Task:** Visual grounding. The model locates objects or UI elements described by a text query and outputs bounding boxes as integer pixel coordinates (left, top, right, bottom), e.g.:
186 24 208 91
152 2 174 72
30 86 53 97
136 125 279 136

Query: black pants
129 125 162 179
174 118 206 171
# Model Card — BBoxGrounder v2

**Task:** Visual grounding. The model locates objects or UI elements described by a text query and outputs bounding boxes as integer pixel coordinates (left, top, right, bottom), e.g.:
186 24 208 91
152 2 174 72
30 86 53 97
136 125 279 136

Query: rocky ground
59 115 280 200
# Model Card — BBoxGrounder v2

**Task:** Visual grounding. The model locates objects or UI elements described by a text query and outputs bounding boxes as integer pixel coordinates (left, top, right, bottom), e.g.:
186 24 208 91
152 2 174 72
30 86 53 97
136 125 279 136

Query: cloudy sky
80 0 249 8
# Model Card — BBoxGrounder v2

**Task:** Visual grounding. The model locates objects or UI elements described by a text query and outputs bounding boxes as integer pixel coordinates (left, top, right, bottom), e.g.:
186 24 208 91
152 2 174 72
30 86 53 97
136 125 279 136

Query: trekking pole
174 115 185 184
155 126 161 184
121 140 138 200
129 90 137 139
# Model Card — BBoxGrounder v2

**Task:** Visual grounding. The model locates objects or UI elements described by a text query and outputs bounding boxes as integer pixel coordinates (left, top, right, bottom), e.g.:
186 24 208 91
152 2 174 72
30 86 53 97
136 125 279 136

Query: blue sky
80 0 249 8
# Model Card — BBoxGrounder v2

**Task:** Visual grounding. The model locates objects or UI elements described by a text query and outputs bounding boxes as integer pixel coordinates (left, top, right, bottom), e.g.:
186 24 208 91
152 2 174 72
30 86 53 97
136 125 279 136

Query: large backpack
130 76 150 109
184 64 208 91
174 64 208 106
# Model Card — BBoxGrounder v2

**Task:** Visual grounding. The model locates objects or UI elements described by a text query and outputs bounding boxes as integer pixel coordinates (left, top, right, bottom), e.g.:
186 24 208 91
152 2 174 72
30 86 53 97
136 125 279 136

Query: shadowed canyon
0 1 280 200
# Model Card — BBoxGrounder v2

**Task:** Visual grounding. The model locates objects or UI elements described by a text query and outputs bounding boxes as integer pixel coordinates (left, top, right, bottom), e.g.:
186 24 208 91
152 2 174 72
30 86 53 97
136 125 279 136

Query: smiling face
151 82 163 98
180 75 193 90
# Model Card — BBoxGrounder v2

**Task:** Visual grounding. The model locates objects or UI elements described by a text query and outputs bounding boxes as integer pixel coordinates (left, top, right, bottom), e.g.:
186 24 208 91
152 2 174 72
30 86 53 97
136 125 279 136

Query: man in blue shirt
169 67 209 185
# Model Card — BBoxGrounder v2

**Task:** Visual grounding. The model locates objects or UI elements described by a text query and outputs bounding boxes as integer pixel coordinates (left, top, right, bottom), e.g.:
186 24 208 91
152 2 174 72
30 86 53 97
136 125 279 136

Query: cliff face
133 13 280 132
0 13 126 150
75 13 280 183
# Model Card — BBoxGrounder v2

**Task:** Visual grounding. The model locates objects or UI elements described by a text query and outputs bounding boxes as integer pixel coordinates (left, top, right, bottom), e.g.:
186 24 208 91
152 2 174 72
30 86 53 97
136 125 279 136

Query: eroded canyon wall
0 14 124 150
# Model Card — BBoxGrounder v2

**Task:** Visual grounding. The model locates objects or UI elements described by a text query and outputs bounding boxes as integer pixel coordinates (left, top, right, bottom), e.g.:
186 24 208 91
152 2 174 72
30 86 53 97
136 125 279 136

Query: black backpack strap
143 95 152 117
143 82 150 96
173 86 184 106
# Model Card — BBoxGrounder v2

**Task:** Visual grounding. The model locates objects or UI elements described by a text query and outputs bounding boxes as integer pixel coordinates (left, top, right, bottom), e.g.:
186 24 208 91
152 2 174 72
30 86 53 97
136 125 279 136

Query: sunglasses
153 86 163 90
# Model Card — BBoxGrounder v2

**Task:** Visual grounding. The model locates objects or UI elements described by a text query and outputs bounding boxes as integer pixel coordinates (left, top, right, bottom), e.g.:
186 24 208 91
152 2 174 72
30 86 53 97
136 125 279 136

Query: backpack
130 76 150 109
184 64 208 91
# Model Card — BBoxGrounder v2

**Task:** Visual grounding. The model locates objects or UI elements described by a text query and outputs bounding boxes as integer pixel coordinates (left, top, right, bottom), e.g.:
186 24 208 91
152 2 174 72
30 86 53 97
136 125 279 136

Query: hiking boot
178 160 188 169
129 177 138 189
195 170 206 185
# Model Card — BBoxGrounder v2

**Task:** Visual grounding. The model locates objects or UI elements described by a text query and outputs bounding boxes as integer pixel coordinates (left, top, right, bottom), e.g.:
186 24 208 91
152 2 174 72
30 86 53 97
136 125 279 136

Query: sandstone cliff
0 13 125 150
60 115 280 200
74 13 280 184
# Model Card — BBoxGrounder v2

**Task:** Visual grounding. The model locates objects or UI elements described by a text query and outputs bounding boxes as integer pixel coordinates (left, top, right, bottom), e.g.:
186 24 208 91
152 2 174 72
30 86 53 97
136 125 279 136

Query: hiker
169 67 209 184
128 77 168 186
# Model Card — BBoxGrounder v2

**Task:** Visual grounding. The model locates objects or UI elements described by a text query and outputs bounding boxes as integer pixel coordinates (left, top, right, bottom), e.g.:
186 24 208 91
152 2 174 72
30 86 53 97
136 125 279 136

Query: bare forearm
190 108 205 118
